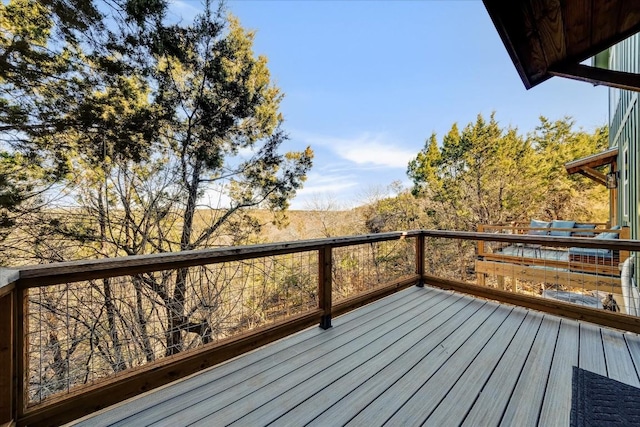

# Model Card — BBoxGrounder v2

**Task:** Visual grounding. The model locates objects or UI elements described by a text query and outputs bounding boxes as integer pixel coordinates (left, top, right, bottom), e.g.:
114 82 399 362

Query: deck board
461 311 544 426
425 307 528 426
211 293 468 426
537 319 579 427
150 289 454 426
305 298 486 426
347 307 510 425
499 316 560 426
579 322 607 375
236 292 476 426
398 310 526 425
601 327 640 386
102 286 436 427
70 285 640 427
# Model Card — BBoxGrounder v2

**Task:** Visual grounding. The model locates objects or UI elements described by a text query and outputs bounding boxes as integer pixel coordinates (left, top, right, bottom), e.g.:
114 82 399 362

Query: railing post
416 234 425 287
0 272 18 426
318 246 332 329
0 291 13 425
15 286 26 423
476 225 486 286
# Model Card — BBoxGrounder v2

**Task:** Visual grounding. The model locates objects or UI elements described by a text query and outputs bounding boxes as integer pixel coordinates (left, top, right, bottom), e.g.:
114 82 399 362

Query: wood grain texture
562 0 591 58
20 309 323 427
67 286 640 427
484 0 640 89
538 320 580 426
0 293 14 425
347 302 503 425
499 315 561 426
75 287 428 427
461 312 543 427
591 0 621 48
425 274 640 334
532 0 566 68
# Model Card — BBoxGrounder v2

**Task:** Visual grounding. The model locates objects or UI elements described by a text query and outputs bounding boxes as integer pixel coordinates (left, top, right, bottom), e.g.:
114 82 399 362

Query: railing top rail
6 228 639 289
14 230 421 288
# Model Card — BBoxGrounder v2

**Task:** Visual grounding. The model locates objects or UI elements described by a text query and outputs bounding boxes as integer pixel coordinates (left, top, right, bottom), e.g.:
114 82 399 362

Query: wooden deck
70 286 640 427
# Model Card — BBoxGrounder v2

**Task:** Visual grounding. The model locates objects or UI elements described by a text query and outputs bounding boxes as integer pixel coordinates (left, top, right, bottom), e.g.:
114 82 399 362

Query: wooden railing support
6 229 640 426
416 235 425 287
16 287 26 424
0 290 14 426
0 269 18 427
318 246 332 329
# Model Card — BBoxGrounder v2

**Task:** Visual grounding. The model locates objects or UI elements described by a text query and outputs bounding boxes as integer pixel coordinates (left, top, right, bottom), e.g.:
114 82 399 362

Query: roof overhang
565 147 618 186
483 0 640 91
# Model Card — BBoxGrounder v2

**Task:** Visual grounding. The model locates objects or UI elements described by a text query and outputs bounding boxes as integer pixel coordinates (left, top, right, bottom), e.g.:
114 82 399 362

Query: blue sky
171 0 609 209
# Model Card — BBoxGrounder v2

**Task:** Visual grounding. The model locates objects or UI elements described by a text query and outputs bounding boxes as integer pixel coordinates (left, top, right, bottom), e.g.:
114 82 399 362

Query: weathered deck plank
537 319 580 427
70 285 640 427
348 303 508 425
152 289 456 426
601 327 640 386
499 315 561 426
226 295 480 426
579 322 607 375
425 307 528 426
461 311 544 426
305 297 488 426
80 285 434 427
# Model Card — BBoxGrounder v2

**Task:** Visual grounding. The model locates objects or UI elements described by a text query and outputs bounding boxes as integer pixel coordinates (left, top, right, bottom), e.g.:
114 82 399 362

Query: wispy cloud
167 0 201 22
295 131 415 169
296 172 358 196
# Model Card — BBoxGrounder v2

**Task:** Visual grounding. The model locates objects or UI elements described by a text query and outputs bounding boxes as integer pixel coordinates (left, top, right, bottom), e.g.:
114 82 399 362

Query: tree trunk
132 276 155 363
97 185 126 372
166 160 201 356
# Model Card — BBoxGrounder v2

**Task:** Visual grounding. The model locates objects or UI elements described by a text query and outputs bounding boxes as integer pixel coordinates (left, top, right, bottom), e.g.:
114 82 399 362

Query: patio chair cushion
528 219 550 235
550 220 576 236
571 223 596 237
568 247 612 257
595 227 620 240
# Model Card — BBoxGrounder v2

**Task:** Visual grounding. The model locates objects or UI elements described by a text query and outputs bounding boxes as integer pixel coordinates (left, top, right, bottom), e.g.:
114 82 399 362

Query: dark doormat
571 366 640 426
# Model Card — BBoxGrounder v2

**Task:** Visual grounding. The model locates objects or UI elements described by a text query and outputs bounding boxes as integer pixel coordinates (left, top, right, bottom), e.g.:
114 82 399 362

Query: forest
0 0 610 404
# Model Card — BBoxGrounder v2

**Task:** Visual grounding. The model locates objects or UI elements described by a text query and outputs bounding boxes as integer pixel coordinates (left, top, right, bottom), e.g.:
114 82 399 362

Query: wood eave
565 147 618 175
483 0 640 91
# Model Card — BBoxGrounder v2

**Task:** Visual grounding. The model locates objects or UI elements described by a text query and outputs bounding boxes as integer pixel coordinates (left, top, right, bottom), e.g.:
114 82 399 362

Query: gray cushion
569 247 612 257
572 223 596 237
528 219 550 235
595 231 620 239
550 220 576 236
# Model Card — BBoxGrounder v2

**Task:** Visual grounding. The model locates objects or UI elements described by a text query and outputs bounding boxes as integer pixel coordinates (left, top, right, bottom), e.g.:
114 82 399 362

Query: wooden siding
71 286 640 427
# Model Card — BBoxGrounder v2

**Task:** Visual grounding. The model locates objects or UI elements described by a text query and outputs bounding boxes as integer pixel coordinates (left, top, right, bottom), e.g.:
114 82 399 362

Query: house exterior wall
609 35 640 238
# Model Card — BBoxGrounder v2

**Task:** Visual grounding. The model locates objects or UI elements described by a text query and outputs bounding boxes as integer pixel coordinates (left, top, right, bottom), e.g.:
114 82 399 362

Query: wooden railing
476 225 630 289
1 229 640 426
0 231 422 426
